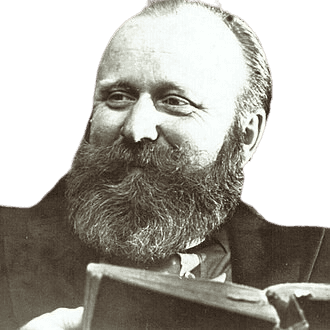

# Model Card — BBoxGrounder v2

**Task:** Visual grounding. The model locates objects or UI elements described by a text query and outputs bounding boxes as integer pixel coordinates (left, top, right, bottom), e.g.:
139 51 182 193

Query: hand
20 307 83 330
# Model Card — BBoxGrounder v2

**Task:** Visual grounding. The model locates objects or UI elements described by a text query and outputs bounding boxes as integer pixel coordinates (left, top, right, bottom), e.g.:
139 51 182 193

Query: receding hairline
100 0 237 64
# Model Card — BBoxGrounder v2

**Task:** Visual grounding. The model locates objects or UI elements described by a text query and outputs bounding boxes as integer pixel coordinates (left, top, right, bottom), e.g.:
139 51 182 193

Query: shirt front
180 227 231 282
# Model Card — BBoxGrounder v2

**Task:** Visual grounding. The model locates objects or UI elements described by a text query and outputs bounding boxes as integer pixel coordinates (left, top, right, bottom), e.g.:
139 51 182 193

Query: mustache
71 138 213 181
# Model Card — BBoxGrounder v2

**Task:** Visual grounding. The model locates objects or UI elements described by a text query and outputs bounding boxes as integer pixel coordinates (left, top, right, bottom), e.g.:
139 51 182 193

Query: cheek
162 117 228 158
89 107 126 145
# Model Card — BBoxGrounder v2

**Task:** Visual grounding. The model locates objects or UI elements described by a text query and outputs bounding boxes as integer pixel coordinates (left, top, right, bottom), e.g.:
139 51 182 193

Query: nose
121 94 159 142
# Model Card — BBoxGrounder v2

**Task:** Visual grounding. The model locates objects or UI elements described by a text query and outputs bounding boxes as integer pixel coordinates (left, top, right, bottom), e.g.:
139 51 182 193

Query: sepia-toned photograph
1 1 329 329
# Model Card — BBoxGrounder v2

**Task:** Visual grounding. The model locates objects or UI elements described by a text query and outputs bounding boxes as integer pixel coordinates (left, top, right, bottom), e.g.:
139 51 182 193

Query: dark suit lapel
228 202 325 289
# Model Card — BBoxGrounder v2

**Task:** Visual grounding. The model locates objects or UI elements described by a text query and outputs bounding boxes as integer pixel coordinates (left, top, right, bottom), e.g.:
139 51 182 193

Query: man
1 0 329 329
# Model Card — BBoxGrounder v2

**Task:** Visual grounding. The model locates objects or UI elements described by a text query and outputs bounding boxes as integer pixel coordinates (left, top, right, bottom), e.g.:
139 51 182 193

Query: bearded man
1 1 329 329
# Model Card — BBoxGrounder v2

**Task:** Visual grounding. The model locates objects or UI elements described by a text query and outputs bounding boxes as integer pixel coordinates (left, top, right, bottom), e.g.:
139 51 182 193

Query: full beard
66 117 245 264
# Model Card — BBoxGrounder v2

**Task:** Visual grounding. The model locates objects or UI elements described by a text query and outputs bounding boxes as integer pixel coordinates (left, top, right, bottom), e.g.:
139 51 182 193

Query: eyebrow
97 79 140 95
97 80 185 93
150 81 186 95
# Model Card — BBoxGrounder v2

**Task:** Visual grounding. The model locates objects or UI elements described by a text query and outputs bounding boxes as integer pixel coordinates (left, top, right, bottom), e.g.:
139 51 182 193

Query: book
82 263 330 330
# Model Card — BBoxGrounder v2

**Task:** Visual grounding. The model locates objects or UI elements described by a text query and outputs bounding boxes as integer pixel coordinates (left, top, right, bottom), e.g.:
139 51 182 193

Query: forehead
97 5 247 96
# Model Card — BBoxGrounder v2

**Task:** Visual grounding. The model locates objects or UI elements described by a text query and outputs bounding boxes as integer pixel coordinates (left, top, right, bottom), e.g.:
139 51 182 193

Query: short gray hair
140 0 272 119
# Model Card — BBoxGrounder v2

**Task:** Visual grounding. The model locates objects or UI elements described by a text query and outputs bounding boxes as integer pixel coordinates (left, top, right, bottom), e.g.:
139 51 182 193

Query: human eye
106 91 136 109
158 95 194 116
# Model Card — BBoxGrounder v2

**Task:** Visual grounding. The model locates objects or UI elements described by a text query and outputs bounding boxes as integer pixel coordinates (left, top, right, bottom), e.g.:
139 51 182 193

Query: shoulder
0 176 67 230
1 177 69 260
0 177 97 326
230 200 330 257
230 200 328 238
228 201 329 287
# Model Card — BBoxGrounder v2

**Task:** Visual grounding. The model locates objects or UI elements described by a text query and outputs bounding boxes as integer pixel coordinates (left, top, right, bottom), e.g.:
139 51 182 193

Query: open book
82 263 330 330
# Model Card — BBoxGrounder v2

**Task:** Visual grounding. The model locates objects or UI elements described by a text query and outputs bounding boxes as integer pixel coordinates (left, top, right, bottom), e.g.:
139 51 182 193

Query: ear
241 109 266 166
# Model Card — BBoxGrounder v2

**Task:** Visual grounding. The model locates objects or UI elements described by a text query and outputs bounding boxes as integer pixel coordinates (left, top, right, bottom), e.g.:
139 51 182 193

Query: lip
129 166 143 174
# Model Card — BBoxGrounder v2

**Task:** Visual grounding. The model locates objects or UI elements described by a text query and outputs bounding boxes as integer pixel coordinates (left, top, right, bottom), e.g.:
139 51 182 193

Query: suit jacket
1 177 329 328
